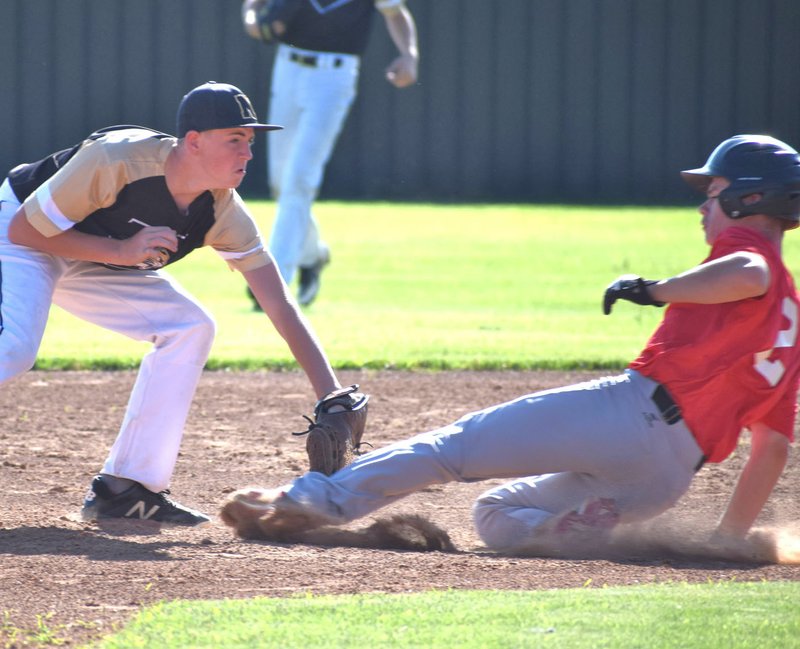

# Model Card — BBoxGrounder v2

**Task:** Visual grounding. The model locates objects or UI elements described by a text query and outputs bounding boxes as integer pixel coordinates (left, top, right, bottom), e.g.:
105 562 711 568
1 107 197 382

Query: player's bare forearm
716 423 789 538
281 320 340 399
8 207 177 267
243 263 340 399
382 5 418 87
650 251 770 305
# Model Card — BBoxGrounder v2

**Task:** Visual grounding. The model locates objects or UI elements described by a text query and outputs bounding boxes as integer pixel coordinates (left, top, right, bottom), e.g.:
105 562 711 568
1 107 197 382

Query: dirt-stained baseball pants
0 179 215 493
279 369 706 550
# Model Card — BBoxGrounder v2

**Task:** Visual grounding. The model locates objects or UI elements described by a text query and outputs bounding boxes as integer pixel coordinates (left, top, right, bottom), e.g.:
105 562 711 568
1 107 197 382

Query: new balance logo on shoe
80 475 210 526
124 501 161 520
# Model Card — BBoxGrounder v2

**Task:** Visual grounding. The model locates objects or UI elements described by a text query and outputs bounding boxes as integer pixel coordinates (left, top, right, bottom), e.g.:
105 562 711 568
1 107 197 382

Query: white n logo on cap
234 94 257 120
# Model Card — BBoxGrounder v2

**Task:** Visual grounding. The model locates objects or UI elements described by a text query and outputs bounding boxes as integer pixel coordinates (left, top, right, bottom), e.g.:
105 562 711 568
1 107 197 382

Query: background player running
241 0 419 306
222 134 800 551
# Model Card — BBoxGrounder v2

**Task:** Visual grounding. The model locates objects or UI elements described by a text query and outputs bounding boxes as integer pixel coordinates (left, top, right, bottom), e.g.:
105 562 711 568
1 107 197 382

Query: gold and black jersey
8 125 270 272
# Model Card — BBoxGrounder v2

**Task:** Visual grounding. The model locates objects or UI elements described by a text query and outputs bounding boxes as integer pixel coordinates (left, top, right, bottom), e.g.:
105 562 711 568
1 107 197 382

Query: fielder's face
700 176 732 245
194 127 255 189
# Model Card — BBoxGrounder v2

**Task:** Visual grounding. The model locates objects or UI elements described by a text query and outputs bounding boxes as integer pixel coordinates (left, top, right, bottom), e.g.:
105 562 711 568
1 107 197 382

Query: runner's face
196 128 254 188
699 177 732 244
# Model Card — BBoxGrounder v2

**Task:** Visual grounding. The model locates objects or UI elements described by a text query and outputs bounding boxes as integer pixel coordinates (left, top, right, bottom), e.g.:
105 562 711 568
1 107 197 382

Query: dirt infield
2 370 799 646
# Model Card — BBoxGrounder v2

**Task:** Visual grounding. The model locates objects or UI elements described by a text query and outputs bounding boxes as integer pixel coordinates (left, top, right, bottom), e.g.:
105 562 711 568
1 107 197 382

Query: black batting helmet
681 134 800 223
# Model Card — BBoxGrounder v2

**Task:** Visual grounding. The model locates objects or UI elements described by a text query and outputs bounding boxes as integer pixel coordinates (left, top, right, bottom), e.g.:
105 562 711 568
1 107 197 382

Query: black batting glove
603 274 666 315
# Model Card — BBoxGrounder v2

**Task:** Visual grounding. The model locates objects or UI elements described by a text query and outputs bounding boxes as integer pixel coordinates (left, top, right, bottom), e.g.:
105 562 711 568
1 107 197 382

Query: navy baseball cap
176 81 282 137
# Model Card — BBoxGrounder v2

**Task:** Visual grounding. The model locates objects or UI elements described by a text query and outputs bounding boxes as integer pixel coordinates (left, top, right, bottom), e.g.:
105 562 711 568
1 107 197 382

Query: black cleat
81 475 210 526
246 286 262 312
297 250 330 307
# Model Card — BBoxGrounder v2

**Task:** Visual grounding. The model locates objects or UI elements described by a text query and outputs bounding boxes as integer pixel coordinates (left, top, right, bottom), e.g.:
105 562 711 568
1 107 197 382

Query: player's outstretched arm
715 422 789 539
603 251 770 315
650 251 770 305
243 261 340 400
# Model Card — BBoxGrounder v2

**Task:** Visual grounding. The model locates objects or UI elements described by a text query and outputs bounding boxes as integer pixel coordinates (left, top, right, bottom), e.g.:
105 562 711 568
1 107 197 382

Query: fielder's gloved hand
603 274 666 315
293 384 371 475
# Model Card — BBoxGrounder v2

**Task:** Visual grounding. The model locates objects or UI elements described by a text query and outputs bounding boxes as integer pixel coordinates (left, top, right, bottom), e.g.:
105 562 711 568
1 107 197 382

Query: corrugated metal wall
1 0 799 204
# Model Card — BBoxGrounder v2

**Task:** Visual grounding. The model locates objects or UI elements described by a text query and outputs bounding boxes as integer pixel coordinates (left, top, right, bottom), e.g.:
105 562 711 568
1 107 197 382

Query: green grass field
99 582 800 649
38 200 723 371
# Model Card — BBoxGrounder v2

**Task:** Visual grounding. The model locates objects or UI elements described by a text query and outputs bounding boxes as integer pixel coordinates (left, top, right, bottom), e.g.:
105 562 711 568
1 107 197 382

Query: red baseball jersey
630 227 800 462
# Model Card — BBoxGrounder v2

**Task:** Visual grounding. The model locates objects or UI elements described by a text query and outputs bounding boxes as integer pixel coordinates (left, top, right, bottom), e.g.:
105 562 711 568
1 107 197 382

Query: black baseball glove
243 0 298 43
252 0 276 42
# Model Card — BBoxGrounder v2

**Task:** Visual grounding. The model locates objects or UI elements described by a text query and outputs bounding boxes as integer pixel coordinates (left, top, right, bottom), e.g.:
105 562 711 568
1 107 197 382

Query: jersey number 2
754 297 799 387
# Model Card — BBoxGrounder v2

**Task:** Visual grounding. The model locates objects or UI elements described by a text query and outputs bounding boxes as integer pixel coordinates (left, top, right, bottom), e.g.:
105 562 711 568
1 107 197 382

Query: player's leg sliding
220 486 337 540
551 497 620 534
221 372 701 550
219 428 467 540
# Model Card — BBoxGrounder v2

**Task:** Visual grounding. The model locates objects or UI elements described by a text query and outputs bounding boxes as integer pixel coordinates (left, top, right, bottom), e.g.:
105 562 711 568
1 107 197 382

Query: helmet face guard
681 135 800 223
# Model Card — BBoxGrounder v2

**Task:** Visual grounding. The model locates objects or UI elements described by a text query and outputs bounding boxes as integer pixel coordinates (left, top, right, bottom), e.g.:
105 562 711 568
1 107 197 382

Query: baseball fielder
0 82 355 525
223 135 800 551
241 0 419 306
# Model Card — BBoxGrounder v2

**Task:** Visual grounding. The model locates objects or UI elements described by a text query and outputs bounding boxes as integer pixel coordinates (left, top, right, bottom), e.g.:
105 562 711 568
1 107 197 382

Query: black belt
652 384 682 425
651 384 707 472
289 52 344 68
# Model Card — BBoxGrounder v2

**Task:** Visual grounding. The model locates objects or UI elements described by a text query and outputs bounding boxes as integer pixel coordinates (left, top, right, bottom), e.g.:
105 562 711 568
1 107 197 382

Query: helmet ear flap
719 182 800 221
718 188 764 219
717 190 746 219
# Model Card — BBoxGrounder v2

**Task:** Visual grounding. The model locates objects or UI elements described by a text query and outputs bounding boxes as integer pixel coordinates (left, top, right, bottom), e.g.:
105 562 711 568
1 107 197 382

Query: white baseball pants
281 369 705 550
0 179 215 492
266 44 359 283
